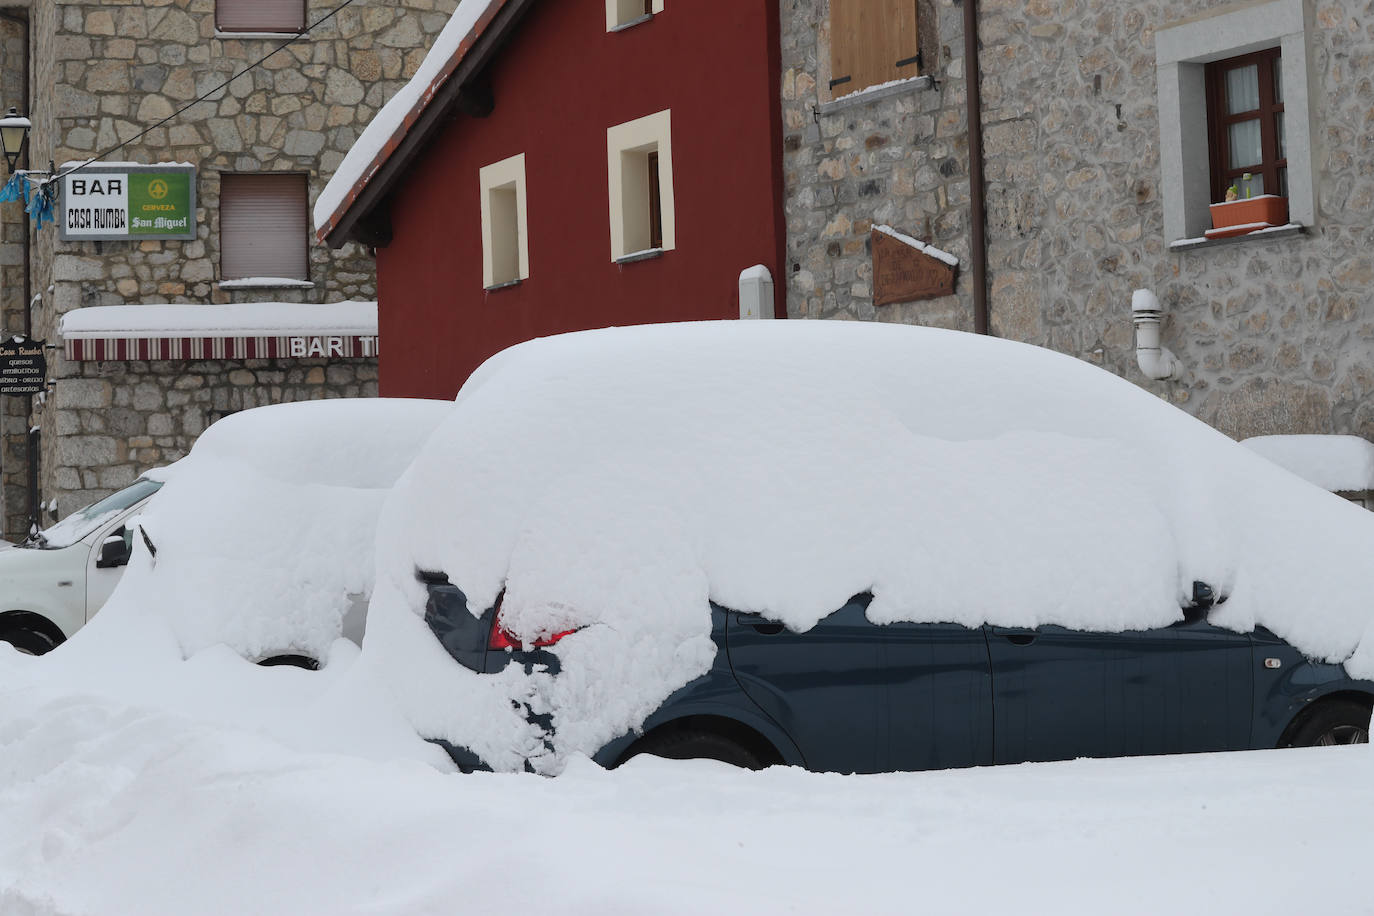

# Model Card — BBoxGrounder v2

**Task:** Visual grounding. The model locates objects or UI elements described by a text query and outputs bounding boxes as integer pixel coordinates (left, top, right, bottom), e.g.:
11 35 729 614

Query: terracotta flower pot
1206 195 1289 239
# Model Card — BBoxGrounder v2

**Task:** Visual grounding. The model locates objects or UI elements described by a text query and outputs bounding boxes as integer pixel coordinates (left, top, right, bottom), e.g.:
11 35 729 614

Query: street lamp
0 107 31 174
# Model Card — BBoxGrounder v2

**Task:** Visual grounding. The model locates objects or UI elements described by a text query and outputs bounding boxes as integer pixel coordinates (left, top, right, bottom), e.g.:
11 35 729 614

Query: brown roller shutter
220 173 309 281
216 0 305 34
830 0 920 96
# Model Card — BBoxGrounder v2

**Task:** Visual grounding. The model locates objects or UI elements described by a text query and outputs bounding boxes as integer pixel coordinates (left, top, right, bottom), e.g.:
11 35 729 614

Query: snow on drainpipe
1132 289 1182 381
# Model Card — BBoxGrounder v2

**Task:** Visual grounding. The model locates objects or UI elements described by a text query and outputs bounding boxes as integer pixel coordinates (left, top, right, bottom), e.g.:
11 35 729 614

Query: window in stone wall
1155 0 1314 243
1205 48 1285 202
607 0 663 31
829 0 920 97
219 173 309 282
216 0 305 34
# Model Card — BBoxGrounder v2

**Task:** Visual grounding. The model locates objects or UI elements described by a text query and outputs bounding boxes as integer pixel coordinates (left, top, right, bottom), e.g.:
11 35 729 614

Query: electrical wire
47 0 367 183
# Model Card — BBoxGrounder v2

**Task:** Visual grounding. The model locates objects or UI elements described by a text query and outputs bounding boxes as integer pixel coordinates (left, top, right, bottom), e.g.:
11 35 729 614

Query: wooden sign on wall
872 228 957 306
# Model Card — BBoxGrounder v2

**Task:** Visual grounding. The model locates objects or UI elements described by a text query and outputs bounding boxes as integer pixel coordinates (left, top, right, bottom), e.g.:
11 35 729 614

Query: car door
725 595 886 773
882 621 994 770
986 617 1253 764
84 509 141 620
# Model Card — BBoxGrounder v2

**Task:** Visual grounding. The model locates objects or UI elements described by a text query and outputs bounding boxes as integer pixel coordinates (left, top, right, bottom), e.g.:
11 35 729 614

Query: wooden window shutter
216 0 305 33
220 173 309 280
830 0 920 95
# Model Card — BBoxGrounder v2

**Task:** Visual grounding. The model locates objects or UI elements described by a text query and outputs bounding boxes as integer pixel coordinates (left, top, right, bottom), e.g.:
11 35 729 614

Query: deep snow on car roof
367 321 1374 767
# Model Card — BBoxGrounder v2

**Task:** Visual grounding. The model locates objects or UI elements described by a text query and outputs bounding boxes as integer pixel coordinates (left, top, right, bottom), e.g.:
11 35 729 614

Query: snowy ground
0 675 1368 915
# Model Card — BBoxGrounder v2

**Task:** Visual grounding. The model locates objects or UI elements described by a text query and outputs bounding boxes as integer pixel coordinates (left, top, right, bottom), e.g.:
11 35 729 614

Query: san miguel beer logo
60 166 195 241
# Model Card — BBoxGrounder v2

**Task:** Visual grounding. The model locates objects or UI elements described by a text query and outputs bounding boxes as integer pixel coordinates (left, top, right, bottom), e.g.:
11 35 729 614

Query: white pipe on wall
1132 289 1182 381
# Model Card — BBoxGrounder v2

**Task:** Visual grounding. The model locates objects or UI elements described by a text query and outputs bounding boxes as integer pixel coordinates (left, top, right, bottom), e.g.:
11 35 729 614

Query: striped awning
64 334 379 362
59 302 379 362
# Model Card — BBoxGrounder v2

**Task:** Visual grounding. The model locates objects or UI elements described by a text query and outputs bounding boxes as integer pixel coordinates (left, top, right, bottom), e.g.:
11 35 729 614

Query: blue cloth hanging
0 171 28 205
26 178 55 230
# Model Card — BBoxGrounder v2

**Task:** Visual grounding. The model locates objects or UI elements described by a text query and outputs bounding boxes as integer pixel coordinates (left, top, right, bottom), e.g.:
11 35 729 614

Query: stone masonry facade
782 0 1374 442
54 358 376 495
0 0 456 539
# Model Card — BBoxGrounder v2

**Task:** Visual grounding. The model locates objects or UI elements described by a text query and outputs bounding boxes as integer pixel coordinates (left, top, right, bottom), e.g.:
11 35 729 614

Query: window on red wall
607 0 663 31
220 173 309 281
216 0 305 33
1205 47 1285 202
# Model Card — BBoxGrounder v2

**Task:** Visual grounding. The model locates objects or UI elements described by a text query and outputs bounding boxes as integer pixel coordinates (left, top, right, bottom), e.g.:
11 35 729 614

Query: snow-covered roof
59 301 378 338
314 0 508 242
1241 434 1374 493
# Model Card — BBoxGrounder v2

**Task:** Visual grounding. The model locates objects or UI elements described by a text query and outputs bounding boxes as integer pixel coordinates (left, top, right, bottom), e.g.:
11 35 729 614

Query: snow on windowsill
818 74 933 115
59 301 378 339
615 247 664 265
213 29 308 39
218 278 316 290
1169 223 1305 252
873 224 959 267
609 12 653 31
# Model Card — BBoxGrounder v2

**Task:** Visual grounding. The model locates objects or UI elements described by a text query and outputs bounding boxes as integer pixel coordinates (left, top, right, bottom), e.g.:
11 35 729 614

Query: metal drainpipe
0 8 37 534
963 0 989 335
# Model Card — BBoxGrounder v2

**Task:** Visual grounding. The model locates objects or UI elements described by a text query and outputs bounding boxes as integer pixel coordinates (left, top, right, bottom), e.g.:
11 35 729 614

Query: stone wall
39 0 457 318
0 10 28 536
781 0 1374 441
47 357 376 518
0 0 457 537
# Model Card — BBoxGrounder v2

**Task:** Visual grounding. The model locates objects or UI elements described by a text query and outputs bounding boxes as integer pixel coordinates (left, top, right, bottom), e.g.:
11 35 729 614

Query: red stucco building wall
374 0 784 398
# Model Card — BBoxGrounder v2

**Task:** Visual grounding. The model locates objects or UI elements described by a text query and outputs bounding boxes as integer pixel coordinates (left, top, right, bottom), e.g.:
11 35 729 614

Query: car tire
0 625 60 656
625 729 767 770
1285 699 1371 747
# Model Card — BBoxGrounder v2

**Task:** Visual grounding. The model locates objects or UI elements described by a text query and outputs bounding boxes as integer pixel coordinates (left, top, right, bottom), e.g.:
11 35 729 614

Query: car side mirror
1182 580 1216 623
96 529 131 568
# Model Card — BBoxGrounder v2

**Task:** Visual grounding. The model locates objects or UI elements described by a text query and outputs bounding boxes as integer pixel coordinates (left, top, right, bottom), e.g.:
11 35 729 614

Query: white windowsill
214 29 307 39
217 278 316 290
484 278 522 291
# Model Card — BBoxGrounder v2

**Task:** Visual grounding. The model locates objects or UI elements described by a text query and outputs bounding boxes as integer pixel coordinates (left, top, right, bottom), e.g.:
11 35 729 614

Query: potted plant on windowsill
1207 174 1288 239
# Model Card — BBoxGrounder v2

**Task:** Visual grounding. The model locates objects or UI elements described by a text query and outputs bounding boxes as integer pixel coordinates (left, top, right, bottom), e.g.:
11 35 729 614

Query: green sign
128 171 191 236
59 165 197 241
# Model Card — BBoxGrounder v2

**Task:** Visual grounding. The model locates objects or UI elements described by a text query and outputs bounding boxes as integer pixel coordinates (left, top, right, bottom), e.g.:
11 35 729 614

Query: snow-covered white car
365 320 1374 775
1 398 453 666
0 473 166 654
89 397 455 669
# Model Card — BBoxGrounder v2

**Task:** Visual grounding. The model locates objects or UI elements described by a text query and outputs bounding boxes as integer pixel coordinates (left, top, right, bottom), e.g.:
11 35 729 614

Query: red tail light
487 609 579 651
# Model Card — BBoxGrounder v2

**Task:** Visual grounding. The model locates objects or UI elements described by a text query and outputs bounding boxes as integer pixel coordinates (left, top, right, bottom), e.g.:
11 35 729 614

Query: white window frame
606 109 675 262
606 0 664 32
1155 0 1316 242
478 153 529 288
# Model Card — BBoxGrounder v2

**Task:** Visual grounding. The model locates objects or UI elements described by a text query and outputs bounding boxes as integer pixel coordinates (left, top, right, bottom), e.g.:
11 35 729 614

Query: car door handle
1002 632 1037 646
733 613 785 635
